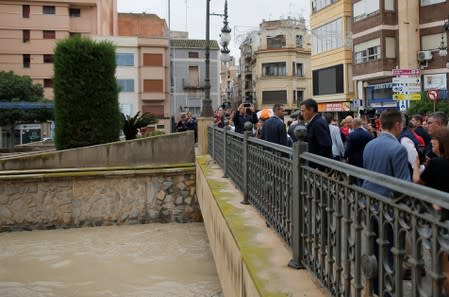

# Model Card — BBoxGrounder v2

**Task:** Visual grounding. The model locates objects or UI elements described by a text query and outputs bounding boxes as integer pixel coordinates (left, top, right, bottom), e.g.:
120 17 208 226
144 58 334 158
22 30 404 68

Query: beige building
0 0 118 99
220 56 238 107
310 0 354 115
240 18 312 112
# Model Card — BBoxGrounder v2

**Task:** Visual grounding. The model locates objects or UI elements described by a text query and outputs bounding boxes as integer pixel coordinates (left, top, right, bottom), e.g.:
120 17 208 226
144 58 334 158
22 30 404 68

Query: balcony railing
208 125 449 297
182 79 205 90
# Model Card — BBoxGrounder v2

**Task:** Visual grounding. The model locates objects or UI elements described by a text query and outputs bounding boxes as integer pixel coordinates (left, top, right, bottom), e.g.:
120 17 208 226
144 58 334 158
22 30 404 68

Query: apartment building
0 0 117 99
170 39 220 118
239 18 312 112
310 0 354 116
352 0 449 109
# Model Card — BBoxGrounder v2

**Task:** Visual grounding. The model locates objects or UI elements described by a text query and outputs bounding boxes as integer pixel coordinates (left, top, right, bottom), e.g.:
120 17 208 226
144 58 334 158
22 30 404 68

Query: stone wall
0 166 200 232
0 131 195 170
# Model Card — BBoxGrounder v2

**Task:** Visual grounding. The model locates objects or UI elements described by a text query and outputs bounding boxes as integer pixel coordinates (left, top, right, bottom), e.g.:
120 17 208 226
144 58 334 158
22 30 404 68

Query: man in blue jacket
261 104 287 145
299 99 332 165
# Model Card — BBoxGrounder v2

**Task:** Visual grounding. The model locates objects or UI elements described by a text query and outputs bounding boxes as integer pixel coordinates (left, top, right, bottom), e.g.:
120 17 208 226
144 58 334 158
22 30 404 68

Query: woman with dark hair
413 127 449 193
413 127 449 295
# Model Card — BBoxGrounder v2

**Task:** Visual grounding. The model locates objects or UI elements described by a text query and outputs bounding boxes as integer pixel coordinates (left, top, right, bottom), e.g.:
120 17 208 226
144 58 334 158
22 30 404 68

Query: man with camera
233 102 257 134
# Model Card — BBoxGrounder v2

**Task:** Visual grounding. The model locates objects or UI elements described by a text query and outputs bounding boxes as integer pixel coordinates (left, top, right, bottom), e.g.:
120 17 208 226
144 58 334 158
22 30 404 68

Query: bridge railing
207 125 449 297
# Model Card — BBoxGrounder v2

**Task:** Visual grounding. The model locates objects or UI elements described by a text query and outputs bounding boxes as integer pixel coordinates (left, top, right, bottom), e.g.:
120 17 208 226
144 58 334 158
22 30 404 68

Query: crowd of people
212 98 449 292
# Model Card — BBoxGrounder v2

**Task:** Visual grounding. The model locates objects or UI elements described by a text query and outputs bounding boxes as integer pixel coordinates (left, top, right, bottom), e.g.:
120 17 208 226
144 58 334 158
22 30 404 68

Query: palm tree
121 111 157 140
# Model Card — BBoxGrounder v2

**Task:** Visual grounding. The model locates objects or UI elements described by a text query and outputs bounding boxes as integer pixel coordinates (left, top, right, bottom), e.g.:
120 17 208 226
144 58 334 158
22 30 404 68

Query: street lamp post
201 0 231 117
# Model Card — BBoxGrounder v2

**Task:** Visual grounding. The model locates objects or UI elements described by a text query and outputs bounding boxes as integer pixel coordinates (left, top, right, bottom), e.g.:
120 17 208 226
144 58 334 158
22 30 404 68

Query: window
421 33 447 51
23 54 30 68
312 64 344 95
354 38 381 64
188 51 199 58
385 37 396 58
267 35 286 48
385 0 395 11
22 5 30 18
42 6 55 15
142 104 164 118
116 53 134 66
296 63 304 77
69 8 81 17
143 80 163 92
44 79 53 88
262 90 287 105
43 54 53 63
188 66 200 87
421 0 445 6
312 0 337 12
143 53 162 66
262 62 286 77
156 125 165 129
23 30 30 42
293 90 304 106
296 35 304 48
312 18 343 54
69 32 81 38
43 30 56 39
353 0 380 22
117 79 135 92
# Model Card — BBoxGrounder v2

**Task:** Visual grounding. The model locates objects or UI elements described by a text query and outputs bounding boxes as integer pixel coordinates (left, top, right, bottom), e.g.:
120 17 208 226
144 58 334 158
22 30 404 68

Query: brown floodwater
0 223 222 297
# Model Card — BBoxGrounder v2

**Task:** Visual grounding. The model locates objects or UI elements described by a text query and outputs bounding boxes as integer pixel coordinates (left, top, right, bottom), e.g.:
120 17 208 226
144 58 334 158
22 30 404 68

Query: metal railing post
241 131 250 205
223 127 227 177
289 140 307 269
212 126 215 159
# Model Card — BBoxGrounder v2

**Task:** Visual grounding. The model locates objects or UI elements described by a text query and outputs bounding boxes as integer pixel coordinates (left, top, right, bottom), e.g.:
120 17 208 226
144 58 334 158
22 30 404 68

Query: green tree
53 37 121 150
121 112 158 140
408 92 449 116
0 71 53 150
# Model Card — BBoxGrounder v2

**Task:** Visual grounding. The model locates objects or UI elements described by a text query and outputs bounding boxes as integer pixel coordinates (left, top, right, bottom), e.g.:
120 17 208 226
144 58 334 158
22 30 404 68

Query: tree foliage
53 37 121 150
0 71 53 150
121 112 158 140
407 92 449 116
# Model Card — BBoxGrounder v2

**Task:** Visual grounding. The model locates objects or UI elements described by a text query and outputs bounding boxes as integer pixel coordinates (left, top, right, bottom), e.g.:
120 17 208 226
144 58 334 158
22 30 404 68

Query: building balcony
183 79 205 90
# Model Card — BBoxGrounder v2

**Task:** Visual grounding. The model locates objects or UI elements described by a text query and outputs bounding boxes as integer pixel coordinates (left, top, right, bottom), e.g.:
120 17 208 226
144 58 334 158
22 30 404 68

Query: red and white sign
427 89 438 101
392 68 421 76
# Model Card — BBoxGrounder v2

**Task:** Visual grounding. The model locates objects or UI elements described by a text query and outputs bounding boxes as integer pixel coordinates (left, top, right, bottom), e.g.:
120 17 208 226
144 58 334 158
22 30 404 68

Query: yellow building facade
310 0 354 114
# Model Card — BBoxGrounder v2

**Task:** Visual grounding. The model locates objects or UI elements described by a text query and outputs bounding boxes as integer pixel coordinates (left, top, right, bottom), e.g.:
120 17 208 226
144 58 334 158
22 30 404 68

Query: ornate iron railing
207 125 449 297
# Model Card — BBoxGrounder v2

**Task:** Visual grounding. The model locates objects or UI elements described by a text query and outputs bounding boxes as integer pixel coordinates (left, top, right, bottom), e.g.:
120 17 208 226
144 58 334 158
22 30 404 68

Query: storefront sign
423 74 447 90
318 102 351 112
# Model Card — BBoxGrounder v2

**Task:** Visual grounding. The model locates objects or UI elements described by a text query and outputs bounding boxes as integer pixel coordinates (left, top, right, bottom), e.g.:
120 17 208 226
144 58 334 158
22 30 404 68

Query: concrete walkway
196 155 327 297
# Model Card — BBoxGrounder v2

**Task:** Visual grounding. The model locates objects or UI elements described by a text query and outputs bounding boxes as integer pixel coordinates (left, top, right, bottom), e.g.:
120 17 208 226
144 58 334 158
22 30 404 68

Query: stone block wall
0 166 201 231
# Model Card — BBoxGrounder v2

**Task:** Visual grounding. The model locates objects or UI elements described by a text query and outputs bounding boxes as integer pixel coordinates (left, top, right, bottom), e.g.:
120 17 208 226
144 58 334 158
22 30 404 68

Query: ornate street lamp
219 0 231 63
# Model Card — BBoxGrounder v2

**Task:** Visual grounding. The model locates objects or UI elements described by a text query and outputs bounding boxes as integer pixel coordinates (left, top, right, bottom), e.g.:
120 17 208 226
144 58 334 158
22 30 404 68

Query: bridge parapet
207 125 449 297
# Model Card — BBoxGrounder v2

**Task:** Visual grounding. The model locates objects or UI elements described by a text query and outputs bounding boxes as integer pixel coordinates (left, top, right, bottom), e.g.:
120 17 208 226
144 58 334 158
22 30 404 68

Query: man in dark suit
344 118 373 168
261 104 287 145
299 98 332 162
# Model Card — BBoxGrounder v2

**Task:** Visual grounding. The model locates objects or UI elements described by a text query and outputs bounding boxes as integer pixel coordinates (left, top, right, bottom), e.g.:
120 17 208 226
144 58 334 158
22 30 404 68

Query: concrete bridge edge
196 154 327 297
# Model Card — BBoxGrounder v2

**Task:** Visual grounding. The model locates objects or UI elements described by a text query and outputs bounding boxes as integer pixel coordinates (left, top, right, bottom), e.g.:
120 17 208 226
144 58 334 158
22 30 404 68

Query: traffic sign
398 100 410 111
392 68 421 76
427 89 438 101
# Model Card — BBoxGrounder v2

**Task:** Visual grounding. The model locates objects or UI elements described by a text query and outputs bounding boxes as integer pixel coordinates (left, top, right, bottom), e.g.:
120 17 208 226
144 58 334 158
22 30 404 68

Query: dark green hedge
53 37 120 150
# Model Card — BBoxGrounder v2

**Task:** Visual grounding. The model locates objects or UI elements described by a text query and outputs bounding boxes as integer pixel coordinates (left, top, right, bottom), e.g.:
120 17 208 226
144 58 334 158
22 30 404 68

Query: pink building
0 0 118 99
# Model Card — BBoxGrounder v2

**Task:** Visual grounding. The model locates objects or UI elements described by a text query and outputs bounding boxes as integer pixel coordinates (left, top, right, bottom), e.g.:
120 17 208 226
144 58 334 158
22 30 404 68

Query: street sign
392 68 421 76
393 93 421 100
392 86 422 94
427 89 438 101
392 77 421 84
398 100 410 111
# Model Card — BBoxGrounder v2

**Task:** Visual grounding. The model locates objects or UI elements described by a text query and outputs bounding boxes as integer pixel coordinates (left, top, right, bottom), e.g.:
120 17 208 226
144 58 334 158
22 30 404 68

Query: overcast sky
117 0 310 58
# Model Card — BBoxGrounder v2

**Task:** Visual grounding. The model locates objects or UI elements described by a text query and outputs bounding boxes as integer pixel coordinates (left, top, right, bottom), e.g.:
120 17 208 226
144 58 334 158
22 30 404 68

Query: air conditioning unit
417 50 432 62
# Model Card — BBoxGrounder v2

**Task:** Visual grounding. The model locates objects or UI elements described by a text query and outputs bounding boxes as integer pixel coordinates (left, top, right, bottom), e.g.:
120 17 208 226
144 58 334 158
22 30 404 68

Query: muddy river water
0 223 222 297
